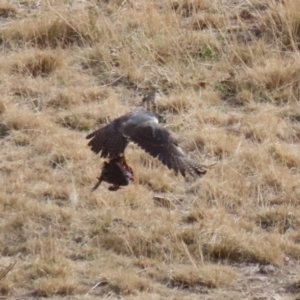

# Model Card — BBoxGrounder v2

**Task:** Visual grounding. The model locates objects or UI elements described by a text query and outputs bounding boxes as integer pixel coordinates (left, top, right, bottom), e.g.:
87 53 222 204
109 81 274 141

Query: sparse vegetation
1 0 300 299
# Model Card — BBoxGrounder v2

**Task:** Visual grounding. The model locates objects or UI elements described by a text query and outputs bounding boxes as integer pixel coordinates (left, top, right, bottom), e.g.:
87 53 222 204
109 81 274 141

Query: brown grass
1 0 300 299
96 270 151 295
167 265 236 288
11 49 62 77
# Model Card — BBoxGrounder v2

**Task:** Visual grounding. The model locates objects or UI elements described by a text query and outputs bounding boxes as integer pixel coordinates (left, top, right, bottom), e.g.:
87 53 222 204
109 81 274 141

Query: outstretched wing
123 121 208 177
86 123 128 158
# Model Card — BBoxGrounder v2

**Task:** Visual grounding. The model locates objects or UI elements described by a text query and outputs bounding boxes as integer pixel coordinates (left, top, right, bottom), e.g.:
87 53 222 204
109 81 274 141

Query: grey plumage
86 108 211 177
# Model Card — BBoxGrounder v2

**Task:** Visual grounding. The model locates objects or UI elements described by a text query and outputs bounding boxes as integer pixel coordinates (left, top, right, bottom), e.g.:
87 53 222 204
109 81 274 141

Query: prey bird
86 108 213 178
92 155 134 191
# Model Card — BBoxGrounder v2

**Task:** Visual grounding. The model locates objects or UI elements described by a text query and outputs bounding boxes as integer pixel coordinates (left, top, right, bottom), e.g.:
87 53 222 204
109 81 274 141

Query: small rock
272 294 283 300
153 196 176 210
259 265 276 274
0 122 10 138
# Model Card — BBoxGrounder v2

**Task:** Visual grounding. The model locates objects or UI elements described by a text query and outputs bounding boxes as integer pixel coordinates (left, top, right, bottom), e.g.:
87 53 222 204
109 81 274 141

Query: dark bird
92 155 134 191
87 109 213 178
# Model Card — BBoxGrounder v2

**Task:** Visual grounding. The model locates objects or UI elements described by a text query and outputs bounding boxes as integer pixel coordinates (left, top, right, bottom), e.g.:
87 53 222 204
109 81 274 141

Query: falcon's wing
123 121 208 177
86 124 128 158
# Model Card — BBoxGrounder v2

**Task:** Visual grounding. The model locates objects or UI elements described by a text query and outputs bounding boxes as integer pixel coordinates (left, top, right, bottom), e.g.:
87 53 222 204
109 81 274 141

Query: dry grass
11 49 62 77
1 0 300 299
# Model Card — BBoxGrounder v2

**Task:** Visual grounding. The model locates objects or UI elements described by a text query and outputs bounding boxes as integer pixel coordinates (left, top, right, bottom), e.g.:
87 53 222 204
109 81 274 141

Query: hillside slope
0 0 300 299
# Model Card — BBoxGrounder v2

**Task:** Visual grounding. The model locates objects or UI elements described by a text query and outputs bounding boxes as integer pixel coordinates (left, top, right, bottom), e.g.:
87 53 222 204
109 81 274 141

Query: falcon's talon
108 185 120 191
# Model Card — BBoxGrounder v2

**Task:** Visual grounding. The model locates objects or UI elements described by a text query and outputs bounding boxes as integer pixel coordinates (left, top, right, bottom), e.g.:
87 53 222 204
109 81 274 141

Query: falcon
87 108 212 178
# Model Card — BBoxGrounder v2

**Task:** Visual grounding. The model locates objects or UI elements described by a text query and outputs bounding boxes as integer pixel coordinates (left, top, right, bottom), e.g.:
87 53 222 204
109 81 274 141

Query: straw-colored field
1 0 300 299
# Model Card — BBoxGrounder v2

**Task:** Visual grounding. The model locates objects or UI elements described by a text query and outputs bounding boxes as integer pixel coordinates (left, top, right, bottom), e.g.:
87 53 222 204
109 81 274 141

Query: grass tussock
0 10 95 49
0 2 18 18
257 207 300 233
56 112 93 131
285 277 300 294
168 265 236 288
238 56 300 105
265 0 300 50
47 86 113 110
0 261 16 295
33 277 77 297
98 228 168 259
157 93 193 114
205 233 283 265
0 99 6 114
0 122 10 138
170 0 212 17
98 270 151 296
11 50 62 77
136 167 176 193
269 143 300 169
188 13 227 31
2 106 50 131
1 0 300 299
8 78 51 113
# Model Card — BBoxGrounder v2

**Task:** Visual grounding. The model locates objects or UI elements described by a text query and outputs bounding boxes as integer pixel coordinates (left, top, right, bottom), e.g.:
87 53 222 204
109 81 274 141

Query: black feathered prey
92 155 134 191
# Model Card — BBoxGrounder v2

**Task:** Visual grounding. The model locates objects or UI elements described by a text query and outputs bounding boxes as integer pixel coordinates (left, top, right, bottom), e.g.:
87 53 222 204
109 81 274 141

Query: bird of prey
86 108 212 178
92 155 134 191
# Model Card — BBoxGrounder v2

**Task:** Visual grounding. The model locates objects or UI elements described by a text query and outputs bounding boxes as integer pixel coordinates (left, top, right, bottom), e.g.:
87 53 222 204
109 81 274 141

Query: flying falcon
86 108 212 178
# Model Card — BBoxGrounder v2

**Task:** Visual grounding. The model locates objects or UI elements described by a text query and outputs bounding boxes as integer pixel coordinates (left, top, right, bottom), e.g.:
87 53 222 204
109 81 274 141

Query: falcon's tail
182 159 216 177
193 161 216 176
